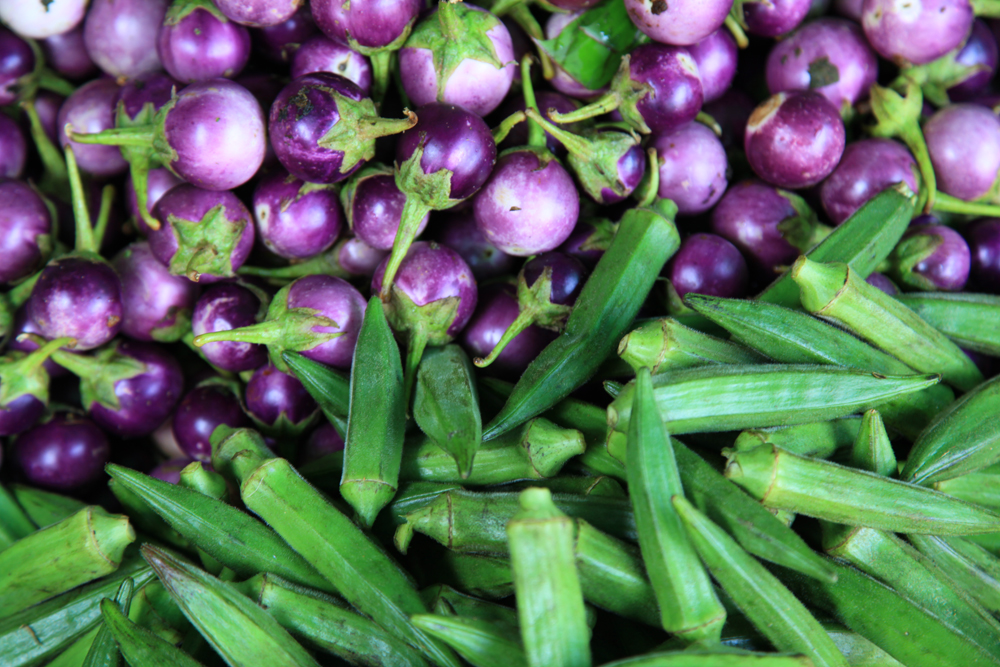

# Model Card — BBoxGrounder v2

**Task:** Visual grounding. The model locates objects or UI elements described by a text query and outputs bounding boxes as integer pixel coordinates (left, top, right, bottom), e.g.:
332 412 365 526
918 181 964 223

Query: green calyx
405 0 510 101
777 190 831 254
868 81 937 212
395 144 460 211
164 0 229 25
166 204 247 282
895 48 988 108
0 336 75 408
316 89 416 177
384 284 462 350
888 231 946 291
46 340 148 412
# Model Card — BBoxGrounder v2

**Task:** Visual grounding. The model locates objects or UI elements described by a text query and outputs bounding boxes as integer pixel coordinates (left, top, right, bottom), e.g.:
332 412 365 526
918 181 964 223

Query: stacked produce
4 0 1000 665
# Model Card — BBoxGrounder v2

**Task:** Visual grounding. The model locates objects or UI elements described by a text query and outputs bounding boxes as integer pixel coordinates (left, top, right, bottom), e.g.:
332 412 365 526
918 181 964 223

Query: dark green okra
896 291 1000 356
909 534 1000 615
483 198 680 440
573 520 659 627
756 185 916 308
627 368 725 642
685 294 955 439
0 483 37 547
420 584 518 629
283 350 350 437
411 615 526 667
100 597 206 667
413 345 482 478
726 444 1000 534
81 578 134 667
237 573 430 667
11 484 87 529
108 478 190 550
617 318 765 373
849 410 896 477
793 257 982 391
44 627 101 667
903 374 1000 485
426 551 515 600
733 419 862 460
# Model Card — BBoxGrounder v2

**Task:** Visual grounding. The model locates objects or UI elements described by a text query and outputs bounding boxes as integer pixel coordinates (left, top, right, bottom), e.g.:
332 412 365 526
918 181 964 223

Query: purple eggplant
460 284 555 378
0 0 89 39
191 283 268 372
148 184 255 284
268 72 416 185
291 35 372 94
669 233 749 299
924 103 1000 202
744 0 811 37
58 78 128 177
820 138 919 225
127 168 184 234
340 162 427 251
399 2 515 117
113 241 199 343
372 241 477 394
335 237 389 277
245 362 319 437
0 28 35 105
158 0 251 82
253 169 343 260
766 18 878 114
0 180 52 285
83 0 168 78
172 379 250 461
862 0 973 66
968 218 1000 292
471 251 585 369
0 336 72 437
949 19 999 100
703 88 755 149
193 274 367 371
866 272 900 296
623 0 731 46
745 90 845 190
215 0 302 27
40 26 98 80
236 235 388 282
650 122 728 216
548 43 703 135
70 78 267 193
8 307 67 378
835 0 864 19
688 29 738 104
0 115 26 179
31 91 64 145
437 210 516 281
888 223 971 291
558 217 617 267
254 5 318 62
15 413 110 490
379 102 496 296
299 422 345 466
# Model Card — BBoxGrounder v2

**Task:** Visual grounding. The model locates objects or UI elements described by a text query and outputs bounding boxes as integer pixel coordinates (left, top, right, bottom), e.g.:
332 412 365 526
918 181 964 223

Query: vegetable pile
4 0 1000 665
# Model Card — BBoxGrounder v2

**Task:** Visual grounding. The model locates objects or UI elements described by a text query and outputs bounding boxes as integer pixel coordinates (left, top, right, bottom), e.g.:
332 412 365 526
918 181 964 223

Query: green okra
504 475 627 498
935 472 1000 511
909 534 1000 615
419 584 518 630
903 374 1000 485
141 545 321 667
725 444 1000 535
0 507 135 616
721 623 905 667
411 615 526 667
11 484 87 529
793 257 982 391
126 582 187 647
81 578 134 667
507 488 592 667
108 478 189 550
385 482 464 525
600 653 816 667
674 496 848 667
617 317 766 373
484 199 680 440
733 419 863 460
233 454 461 667
428 551 515 600
627 367 725 642
342 296 407 528
773 556 1000 667
100 597 206 667
849 410 896 477
822 526 1000 661
178 462 229 501
237 573 430 667
413 344 482 478
757 185 916 308
573 520 659 627
0 560 154 667
106 464 333 593
685 294 955 439
283 350 350 438
210 425 276 481
0 483 37 547
44 627 101 667
896 291 1000 356
606 364 939 459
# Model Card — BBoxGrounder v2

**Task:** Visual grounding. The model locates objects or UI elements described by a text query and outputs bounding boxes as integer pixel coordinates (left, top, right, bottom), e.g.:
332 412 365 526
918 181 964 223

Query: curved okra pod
411 615 527 667
108 478 190 550
733 419 863 460
100 597 206 667
903 374 1000 485
793 257 982 391
673 496 848 667
0 507 135 616
908 535 1000 616
726 444 1000 535
483 199 680 440
849 410 896 477
413 345 482 478
684 294 955 439
342 296 406 528
11 484 87 529
617 318 766 374
282 351 350 438
627 368 725 643
896 292 1000 357
81 578 134 667
141 545 322 667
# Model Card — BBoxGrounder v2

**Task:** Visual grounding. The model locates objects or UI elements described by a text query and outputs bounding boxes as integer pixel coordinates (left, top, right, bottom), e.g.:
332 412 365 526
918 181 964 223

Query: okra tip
87 507 137 566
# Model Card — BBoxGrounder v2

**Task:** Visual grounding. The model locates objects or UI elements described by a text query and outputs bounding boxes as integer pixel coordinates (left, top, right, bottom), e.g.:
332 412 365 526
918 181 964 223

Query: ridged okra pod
897 291 1000 356
100 597 206 667
617 318 765 373
909 534 1000 615
411 615 527 667
413 345 482 478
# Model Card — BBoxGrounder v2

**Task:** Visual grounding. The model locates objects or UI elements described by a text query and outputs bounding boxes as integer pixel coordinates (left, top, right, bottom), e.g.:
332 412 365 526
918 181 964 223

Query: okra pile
5 0 1000 666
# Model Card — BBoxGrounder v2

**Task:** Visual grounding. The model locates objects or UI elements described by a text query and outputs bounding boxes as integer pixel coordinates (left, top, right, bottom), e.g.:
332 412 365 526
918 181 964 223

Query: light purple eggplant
253 169 343 260
668 233 749 299
924 103 1000 201
436 210 516 281
253 5 318 62
688 29 738 103
41 26 98 80
862 0 973 65
191 282 269 372
650 122 728 216
158 0 252 82
291 35 372 94
215 0 302 27
340 162 427 251
460 284 555 378
113 241 199 343
0 180 51 284
820 138 919 225
172 380 250 461
58 78 128 177
0 0 89 39
623 0 731 46
744 0 811 37
84 0 168 78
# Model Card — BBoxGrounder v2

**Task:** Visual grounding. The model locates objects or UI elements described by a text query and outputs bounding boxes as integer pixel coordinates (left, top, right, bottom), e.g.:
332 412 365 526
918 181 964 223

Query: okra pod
237 573 430 667
507 488 592 667
178 462 229 501
44 627 101 667
81 578 134 667
896 291 1000 356
342 296 407 527
849 410 896 477
411 615 527 667
420 584 519 629
792 257 982 391
0 483 36 546
600 653 816 666
413 345 482 478
725 444 1000 535
627 368 725 642
673 497 847 667
903 374 1000 485
283 350 350 438
11 484 87 529
935 472 1000 511
733 419 862 460
425 551 515 600
100 597 206 667
141 545 322 667
617 318 765 373
573 520 659 627
0 507 135 616
909 534 1000 615
108 478 189 550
